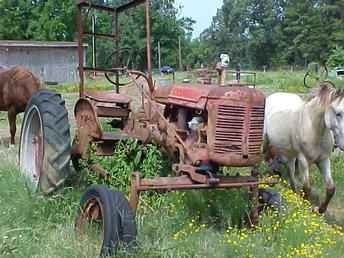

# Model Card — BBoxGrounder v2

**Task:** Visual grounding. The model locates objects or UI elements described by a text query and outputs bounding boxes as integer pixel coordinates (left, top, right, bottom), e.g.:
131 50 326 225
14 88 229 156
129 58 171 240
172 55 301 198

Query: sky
174 0 223 38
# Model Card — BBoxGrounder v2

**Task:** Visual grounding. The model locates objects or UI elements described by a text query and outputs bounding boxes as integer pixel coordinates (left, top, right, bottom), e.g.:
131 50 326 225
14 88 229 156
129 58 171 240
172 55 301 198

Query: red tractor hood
153 84 265 110
154 84 217 110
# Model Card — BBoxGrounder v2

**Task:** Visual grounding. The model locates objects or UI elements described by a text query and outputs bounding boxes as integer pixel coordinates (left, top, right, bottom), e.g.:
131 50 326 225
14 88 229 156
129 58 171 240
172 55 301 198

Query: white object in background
220 54 230 68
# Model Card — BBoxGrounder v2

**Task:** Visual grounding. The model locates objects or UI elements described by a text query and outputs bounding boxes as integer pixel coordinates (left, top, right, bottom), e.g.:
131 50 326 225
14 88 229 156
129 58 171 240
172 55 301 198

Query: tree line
197 0 344 69
0 0 194 70
0 0 343 70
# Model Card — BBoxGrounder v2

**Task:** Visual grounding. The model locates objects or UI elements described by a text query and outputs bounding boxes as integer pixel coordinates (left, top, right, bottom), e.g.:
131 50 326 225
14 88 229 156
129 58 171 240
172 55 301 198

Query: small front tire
75 185 137 256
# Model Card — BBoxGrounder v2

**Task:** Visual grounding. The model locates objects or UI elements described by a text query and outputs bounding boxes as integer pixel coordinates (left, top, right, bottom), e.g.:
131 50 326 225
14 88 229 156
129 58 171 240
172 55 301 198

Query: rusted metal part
73 126 91 159
128 70 154 93
74 98 103 139
33 132 43 181
86 90 131 104
144 0 152 85
129 171 262 213
248 166 259 226
207 86 265 166
94 131 128 156
75 0 268 227
95 105 130 118
248 185 259 226
89 164 109 178
75 197 103 235
76 0 151 96
129 172 141 211
77 0 115 12
75 91 131 120
153 85 172 104
168 84 215 110
152 82 265 167
117 0 147 13
173 164 211 184
76 3 85 98
194 68 216 84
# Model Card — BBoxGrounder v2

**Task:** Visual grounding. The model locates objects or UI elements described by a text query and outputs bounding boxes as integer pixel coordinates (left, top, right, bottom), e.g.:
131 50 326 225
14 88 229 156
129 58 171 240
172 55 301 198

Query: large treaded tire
19 89 71 194
76 185 137 257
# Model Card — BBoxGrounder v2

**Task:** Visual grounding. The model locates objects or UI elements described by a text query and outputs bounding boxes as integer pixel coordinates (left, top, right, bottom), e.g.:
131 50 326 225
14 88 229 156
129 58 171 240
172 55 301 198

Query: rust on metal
74 98 103 139
75 0 268 225
167 84 215 110
75 197 103 236
128 170 266 214
89 164 109 177
207 86 265 166
33 133 43 180
85 90 131 104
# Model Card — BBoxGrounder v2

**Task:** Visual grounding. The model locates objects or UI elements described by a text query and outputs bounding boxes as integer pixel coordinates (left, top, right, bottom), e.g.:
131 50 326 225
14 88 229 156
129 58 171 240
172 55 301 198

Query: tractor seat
85 90 131 105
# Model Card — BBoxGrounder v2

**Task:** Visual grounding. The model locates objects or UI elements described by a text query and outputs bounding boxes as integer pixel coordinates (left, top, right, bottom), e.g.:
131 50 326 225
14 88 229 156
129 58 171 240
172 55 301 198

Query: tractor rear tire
19 89 71 194
75 185 137 257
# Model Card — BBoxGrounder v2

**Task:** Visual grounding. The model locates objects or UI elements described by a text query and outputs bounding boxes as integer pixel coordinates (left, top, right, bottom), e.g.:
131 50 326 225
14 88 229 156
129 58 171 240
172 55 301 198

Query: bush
327 46 344 68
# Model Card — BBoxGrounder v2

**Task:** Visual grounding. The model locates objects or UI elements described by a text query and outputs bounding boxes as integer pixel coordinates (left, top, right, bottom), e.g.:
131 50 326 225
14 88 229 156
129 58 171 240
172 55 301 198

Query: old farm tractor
18 0 274 256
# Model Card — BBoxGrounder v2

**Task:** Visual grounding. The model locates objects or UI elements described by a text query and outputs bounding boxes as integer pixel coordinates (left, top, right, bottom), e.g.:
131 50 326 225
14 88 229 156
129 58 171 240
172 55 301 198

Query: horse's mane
307 81 343 106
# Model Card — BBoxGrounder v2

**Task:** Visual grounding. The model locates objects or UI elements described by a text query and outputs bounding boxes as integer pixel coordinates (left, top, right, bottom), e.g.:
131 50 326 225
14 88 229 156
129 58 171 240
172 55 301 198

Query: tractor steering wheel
104 48 133 86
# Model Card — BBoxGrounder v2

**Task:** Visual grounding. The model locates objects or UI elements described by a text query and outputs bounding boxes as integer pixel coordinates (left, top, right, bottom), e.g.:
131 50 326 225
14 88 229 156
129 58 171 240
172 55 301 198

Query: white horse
264 83 344 213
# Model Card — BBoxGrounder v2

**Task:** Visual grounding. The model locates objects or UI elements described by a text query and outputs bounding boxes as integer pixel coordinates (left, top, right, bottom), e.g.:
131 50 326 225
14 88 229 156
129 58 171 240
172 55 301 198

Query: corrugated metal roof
0 40 87 48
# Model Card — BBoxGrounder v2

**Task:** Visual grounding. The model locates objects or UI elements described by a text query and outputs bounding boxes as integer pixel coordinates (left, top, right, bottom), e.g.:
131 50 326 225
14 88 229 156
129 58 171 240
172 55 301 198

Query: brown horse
0 65 41 144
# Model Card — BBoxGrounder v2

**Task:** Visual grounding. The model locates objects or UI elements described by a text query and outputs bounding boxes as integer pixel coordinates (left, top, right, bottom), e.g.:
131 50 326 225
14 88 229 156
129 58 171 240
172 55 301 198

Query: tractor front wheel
75 185 137 256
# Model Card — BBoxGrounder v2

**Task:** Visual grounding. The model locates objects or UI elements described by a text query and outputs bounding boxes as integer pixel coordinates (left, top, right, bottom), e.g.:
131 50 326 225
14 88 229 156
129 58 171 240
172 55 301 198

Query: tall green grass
2 143 344 257
2 70 344 257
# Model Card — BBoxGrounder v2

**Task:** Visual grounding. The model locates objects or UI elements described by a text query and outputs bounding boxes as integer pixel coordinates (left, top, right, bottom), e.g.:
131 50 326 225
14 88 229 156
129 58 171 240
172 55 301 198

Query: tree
0 0 194 70
327 46 344 68
199 0 344 69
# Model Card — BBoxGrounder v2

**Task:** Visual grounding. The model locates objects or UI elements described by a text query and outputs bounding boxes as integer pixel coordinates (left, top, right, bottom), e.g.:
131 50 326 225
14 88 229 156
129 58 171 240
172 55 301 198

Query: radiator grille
248 106 265 155
214 105 245 154
214 105 264 155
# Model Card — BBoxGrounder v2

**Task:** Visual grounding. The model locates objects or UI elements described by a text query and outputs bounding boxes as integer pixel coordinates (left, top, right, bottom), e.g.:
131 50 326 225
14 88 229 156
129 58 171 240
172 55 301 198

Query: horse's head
324 87 344 150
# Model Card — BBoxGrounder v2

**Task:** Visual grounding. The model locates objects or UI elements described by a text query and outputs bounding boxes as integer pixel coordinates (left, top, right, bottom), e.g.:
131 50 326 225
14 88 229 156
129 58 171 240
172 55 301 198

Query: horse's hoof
312 206 327 214
318 206 327 214
312 206 320 213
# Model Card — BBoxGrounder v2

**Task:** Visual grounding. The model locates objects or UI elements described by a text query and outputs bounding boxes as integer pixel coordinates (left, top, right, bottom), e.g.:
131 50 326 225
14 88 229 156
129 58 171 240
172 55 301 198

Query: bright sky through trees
175 0 222 37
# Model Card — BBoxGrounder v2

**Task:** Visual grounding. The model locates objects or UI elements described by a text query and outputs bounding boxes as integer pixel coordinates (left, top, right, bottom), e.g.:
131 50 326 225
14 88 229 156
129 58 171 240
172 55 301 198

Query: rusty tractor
18 0 276 256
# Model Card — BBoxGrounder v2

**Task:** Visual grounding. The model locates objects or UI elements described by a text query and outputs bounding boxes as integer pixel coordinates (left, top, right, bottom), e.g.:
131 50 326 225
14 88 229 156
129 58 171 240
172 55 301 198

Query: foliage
0 0 194 70
2 145 344 257
200 0 344 69
81 139 165 194
1 1 342 70
0 0 75 41
327 46 344 68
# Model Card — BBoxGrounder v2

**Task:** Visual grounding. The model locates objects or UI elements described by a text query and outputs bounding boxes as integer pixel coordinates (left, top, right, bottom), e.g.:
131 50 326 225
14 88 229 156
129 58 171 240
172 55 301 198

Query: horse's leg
298 154 311 200
287 158 297 192
317 158 335 213
8 106 16 145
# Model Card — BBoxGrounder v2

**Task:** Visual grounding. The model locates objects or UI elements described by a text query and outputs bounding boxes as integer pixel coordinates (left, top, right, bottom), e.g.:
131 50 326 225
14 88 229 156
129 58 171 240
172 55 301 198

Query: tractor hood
153 84 265 110
153 83 217 110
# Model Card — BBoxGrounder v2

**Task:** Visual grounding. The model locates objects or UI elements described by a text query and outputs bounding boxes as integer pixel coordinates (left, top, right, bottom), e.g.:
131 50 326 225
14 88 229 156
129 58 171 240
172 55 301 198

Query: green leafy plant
82 139 165 194
327 46 344 68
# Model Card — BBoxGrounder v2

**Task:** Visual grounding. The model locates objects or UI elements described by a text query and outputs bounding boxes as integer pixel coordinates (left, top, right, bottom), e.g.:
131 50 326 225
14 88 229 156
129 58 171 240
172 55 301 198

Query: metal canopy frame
76 0 152 97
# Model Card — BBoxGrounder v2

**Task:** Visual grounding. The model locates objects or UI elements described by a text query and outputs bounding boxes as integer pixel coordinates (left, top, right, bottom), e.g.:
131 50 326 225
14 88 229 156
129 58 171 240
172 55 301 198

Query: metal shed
0 40 87 84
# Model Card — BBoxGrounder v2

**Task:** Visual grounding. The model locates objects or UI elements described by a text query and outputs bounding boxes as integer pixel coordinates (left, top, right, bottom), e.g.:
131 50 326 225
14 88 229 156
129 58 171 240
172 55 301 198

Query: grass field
1 71 344 258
